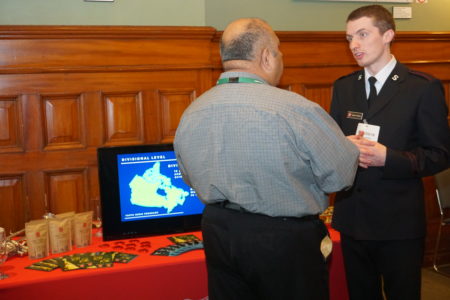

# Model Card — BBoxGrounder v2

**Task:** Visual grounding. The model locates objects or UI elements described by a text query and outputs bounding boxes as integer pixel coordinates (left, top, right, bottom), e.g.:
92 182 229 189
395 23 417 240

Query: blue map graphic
129 162 188 213
117 151 204 222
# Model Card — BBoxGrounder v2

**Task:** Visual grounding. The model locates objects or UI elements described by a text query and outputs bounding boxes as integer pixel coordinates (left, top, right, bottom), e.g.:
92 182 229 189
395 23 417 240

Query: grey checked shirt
174 71 359 218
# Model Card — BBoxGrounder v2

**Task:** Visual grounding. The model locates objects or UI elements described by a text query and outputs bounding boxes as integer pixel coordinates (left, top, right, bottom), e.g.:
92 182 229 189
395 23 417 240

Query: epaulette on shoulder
336 70 361 81
409 69 435 82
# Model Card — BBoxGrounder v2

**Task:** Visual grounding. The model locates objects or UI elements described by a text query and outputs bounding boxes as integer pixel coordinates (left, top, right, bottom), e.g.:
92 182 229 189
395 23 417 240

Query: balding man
174 18 359 300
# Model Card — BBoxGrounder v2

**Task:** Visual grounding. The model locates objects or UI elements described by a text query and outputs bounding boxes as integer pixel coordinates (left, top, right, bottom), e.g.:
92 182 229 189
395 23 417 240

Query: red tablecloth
328 227 349 300
0 228 348 300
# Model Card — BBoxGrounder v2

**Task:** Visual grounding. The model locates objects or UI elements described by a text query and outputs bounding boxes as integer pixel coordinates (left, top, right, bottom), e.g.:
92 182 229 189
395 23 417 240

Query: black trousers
340 234 425 300
201 204 329 300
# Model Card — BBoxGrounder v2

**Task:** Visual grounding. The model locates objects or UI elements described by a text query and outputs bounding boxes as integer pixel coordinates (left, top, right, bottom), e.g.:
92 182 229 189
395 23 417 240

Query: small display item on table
152 234 203 256
26 251 138 272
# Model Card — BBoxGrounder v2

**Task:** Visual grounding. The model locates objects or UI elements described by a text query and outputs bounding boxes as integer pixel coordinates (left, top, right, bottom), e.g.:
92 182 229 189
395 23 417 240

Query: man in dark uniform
330 5 450 300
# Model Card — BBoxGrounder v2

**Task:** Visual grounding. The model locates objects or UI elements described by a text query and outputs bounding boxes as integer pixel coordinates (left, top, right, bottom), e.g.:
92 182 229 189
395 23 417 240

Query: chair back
435 168 450 211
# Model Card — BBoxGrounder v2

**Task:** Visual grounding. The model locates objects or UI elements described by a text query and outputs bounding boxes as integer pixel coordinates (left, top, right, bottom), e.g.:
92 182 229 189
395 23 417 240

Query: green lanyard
216 77 265 85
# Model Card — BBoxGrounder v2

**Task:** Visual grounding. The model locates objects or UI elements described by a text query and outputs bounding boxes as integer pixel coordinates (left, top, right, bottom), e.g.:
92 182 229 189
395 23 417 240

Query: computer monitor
97 144 204 241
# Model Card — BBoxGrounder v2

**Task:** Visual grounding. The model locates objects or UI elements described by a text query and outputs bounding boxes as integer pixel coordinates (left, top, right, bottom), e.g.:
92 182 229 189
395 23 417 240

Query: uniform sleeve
295 104 359 194
384 79 450 178
330 81 342 125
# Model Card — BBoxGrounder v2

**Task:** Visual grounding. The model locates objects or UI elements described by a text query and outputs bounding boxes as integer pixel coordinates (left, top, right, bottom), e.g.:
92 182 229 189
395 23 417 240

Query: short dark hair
347 5 396 34
220 19 269 63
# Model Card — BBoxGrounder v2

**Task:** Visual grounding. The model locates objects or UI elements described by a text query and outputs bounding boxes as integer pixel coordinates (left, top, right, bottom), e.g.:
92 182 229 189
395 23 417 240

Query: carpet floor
422 267 450 300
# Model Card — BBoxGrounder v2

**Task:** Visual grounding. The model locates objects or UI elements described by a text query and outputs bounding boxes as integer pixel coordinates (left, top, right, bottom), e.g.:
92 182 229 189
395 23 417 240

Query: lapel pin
358 74 362 80
392 75 399 81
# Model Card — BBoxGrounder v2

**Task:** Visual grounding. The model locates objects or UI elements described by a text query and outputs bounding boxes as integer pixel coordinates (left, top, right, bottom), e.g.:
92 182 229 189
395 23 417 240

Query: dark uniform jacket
330 62 450 240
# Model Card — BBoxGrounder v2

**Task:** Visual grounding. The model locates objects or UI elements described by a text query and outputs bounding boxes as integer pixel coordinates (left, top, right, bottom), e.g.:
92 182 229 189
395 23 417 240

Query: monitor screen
97 144 204 241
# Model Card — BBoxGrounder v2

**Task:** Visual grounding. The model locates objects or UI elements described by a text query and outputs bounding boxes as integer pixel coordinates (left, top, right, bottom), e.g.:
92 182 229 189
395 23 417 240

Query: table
0 228 347 300
0 230 208 300
328 227 349 300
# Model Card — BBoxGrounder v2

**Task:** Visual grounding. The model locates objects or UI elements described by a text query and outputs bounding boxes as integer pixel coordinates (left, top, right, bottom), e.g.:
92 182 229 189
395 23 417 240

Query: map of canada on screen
117 150 204 222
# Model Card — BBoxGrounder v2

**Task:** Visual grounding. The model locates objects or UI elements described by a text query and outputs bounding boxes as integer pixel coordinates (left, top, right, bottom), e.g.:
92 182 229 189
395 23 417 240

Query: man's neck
223 66 271 86
366 53 393 76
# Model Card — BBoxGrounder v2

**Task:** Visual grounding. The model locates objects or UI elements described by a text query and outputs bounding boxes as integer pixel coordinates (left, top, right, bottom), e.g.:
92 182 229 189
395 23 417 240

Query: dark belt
212 200 249 213
210 200 319 221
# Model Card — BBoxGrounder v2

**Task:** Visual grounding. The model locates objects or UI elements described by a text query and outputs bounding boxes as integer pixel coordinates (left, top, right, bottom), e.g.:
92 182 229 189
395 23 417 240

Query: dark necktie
368 76 377 108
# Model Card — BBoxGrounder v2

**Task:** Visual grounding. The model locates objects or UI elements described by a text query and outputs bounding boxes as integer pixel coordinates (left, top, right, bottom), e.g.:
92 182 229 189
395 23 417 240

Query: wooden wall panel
443 81 450 112
159 89 196 143
302 84 334 113
0 96 23 153
45 169 88 214
0 26 448 265
0 175 26 234
103 92 144 145
42 94 85 150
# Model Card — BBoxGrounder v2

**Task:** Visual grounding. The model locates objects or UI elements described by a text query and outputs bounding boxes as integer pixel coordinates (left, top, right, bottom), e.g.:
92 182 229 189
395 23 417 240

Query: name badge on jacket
356 122 380 142
346 111 363 120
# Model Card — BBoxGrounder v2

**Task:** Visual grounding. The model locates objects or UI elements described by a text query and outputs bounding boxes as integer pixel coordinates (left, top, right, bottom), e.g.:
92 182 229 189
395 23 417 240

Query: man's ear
383 29 395 44
260 47 272 72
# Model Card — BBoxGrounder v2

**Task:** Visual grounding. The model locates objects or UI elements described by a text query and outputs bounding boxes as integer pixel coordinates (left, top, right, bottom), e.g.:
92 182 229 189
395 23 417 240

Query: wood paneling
103 92 144 145
0 26 448 265
0 175 27 234
159 89 196 143
0 96 23 153
42 94 85 150
45 169 88 214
